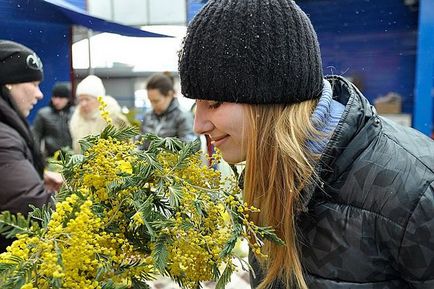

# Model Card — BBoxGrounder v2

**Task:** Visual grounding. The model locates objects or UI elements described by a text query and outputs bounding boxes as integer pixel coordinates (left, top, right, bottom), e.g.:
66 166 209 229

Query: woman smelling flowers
0 96 281 289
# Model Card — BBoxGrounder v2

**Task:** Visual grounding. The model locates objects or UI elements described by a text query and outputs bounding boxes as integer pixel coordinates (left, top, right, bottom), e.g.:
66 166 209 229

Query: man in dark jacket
32 82 74 158
0 40 62 252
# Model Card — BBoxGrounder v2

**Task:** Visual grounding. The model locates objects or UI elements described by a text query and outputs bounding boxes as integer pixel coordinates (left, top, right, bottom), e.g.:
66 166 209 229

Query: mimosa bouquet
0 100 282 289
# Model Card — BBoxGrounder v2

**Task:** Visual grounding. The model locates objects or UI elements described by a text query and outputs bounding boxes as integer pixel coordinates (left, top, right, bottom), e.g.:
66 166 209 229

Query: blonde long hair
244 100 320 289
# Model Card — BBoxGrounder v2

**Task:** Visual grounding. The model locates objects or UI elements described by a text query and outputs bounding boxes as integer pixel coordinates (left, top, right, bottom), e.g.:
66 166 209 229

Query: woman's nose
193 103 213 135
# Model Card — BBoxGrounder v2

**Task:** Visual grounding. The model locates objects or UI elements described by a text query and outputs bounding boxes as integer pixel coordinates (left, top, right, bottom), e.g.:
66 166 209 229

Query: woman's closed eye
208 101 222 109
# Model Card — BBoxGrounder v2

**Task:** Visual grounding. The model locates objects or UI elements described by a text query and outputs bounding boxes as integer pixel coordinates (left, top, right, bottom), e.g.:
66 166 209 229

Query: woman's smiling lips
210 135 229 147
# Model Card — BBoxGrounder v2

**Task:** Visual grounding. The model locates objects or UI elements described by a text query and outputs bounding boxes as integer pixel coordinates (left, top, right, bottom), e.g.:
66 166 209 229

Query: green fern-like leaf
99 124 117 138
220 223 243 258
235 255 254 276
0 262 17 275
0 212 33 239
115 259 143 276
143 134 185 153
138 269 156 283
101 280 116 289
52 186 73 203
95 253 112 280
100 124 138 141
158 137 183 152
172 139 201 170
2 259 34 289
107 175 140 194
28 204 52 229
152 236 169 273
129 195 157 236
167 184 183 207
132 151 163 180
59 152 84 185
215 264 234 289
0 255 21 276
131 277 151 289
257 226 284 245
101 280 129 289
193 200 205 218
78 134 100 153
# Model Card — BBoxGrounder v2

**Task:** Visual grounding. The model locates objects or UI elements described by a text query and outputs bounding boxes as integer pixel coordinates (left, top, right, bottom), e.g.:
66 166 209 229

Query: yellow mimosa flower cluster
0 124 282 289
97 96 112 124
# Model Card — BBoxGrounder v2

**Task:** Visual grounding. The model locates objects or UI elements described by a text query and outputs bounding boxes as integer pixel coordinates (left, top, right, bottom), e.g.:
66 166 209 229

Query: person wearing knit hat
74 74 106 115
32 82 74 158
0 40 63 252
179 1 434 288
69 75 129 153
0 40 44 117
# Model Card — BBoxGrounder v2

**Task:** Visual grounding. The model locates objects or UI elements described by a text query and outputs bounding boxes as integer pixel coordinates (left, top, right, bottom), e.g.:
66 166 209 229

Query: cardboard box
380 113 412 127
374 92 402 114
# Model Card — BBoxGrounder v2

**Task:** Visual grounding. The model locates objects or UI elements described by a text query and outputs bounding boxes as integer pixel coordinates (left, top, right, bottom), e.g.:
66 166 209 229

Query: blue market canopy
3 0 170 38
0 0 171 123
42 0 170 37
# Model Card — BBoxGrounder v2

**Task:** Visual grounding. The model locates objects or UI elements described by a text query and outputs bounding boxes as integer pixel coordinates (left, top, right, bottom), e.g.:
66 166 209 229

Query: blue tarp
0 0 171 123
42 0 171 38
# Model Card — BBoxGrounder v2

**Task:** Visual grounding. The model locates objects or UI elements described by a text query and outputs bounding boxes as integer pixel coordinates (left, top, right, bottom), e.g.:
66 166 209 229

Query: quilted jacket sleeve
176 111 196 142
31 111 45 152
398 181 434 288
0 125 52 216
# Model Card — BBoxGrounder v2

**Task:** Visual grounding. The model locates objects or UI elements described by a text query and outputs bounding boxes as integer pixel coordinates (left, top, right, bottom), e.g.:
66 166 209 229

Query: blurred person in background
140 73 195 145
32 82 74 159
0 40 62 251
69 75 129 153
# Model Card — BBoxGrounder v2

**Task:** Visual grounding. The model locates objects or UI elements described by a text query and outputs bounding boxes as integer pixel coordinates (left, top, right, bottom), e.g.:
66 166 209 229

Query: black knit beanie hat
0 40 44 85
52 82 71 98
179 0 324 105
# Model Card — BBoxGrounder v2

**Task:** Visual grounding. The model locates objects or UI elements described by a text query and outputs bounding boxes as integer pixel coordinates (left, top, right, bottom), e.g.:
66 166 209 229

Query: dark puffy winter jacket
0 94 53 252
32 104 74 157
250 76 434 289
141 98 196 142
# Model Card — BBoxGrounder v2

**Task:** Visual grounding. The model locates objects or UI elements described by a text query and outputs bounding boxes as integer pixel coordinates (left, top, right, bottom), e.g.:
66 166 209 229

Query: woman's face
78 94 99 115
8 81 43 117
194 100 250 164
147 89 173 115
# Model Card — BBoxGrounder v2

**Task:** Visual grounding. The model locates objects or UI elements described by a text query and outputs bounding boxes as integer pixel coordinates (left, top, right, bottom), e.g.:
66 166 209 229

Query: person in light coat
69 75 129 153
